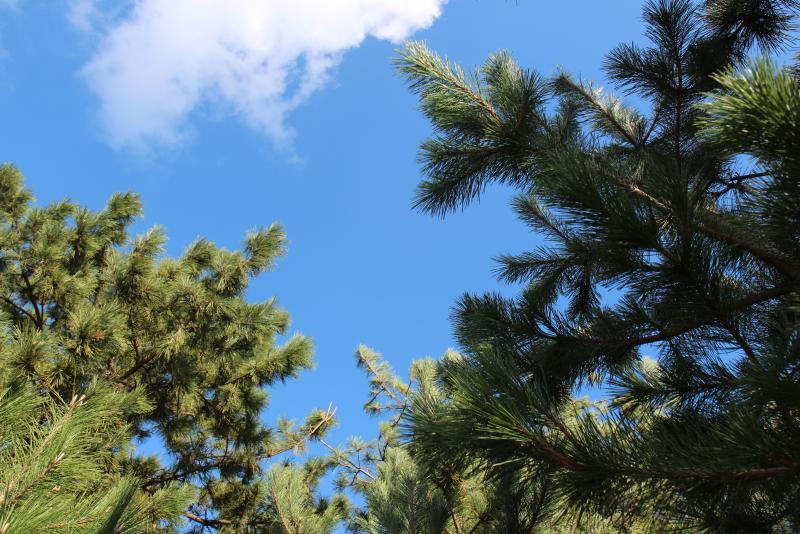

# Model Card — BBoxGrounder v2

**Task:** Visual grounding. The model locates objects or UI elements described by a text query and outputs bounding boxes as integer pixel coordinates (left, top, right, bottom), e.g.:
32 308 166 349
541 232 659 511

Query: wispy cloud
67 0 103 34
78 0 447 150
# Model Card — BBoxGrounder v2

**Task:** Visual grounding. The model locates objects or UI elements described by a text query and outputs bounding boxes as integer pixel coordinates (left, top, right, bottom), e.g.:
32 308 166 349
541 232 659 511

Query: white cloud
80 0 447 149
67 0 102 34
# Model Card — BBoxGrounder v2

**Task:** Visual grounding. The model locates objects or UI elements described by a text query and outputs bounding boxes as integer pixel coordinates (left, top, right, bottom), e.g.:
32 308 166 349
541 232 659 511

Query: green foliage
399 0 800 531
354 448 451 534
699 57 800 173
329 347 644 533
0 365 192 532
396 42 551 217
0 166 331 530
256 462 349 534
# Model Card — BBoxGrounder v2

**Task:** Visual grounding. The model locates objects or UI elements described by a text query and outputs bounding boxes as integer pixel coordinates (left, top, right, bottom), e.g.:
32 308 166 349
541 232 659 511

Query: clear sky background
0 0 646 509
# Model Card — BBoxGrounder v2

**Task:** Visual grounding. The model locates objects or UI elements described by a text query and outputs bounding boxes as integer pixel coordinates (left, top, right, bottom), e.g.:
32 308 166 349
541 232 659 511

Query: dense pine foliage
0 166 339 531
399 0 800 531
327 347 651 532
0 371 190 532
1 0 798 532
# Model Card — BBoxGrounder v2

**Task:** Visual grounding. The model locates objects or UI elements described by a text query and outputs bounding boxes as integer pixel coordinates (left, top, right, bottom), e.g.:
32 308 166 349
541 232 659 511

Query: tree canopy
0 165 336 531
399 0 800 531
1 0 799 532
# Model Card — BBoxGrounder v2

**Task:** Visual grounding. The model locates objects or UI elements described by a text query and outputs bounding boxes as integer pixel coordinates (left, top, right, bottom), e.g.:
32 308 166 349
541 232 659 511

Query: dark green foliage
0 166 333 530
400 0 800 531
331 347 644 533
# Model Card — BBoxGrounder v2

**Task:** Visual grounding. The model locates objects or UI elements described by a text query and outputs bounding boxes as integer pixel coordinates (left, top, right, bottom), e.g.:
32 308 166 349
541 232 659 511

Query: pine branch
553 284 790 348
398 42 500 122
263 404 336 459
20 271 43 327
594 166 797 276
554 73 644 148
269 485 293 534
43 517 97 529
361 357 403 406
319 439 375 480
5 452 65 506
184 512 233 527
0 293 38 323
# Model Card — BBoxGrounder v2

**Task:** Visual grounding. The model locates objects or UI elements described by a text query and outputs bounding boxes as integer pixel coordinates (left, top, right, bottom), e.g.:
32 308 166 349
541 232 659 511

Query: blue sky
1 0 644 500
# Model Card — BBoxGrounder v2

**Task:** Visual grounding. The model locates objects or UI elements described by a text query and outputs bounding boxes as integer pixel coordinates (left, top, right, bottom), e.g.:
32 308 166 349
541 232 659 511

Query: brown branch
731 171 770 181
20 272 43 327
0 294 38 323
269 485 294 534
672 42 684 169
145 406 336 492
448 503 463 534
681 274 763 367
735 465 797 480
184 512 233 527
643 105 663 145
6 453 64 506
522 431 796 483
465 515 490 534
448 508 461 534
719 317 759 365
555 284 790 349
693 213 796 276
595 167 797 276
380 379 415 461
116 351 161 383
319 439 376 481
263 404 336 459
659 463 800 482
360 357 404 405
543 411 580 448
143 452 227 490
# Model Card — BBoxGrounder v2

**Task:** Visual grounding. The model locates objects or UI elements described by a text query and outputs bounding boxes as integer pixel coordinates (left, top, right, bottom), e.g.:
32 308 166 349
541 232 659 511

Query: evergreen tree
256 461 349 533
0 358 191 532
399 0 800 531
0 165 334 530
331 347 470 533
330 347 647 533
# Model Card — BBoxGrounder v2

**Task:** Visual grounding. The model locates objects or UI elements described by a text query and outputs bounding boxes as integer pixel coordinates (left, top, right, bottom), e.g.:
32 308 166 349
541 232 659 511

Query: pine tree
0 165 334 530
256 461 349 533
398 0 800 530
329 347 647 533
0 358 191 532
331 347 469 533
